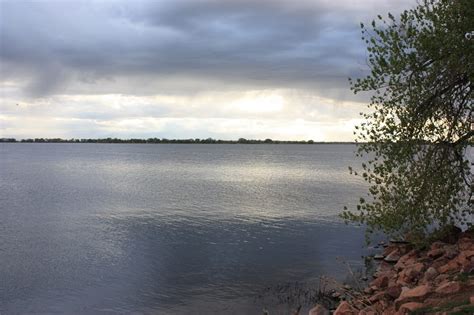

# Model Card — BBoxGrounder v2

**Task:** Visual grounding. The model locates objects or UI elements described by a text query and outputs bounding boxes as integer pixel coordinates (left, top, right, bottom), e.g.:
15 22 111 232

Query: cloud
0 0 413 139
0 90 366 140
0 0 413 97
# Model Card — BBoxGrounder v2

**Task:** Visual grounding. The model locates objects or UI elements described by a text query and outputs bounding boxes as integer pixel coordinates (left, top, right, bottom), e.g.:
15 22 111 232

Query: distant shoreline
0 138 358 145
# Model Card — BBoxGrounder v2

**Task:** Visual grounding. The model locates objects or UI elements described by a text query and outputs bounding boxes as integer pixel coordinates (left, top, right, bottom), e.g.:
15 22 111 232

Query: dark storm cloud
0 0 411 98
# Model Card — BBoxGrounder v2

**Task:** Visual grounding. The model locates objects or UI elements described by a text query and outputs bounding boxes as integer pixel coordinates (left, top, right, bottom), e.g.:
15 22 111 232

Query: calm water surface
1 144 369 314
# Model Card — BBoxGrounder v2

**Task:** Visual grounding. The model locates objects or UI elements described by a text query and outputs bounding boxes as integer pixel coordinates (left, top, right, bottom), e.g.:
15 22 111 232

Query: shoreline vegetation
0 137 357 144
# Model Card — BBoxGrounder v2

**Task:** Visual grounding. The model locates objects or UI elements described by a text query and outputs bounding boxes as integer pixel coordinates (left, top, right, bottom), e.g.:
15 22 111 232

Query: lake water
0 143 370 314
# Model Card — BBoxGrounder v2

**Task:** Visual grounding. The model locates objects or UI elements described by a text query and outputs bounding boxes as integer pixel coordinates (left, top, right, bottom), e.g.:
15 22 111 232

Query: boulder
459 250 474 260
399 285 430 300
461 260 474 273
358 308 376 315
398 302 424 313
394 251 418 271
442 245 459 259
435 281 461 294
386 284 402 299
437 259 460 274
470 296 474 305
382 305 396 314
434 273 449 284
427 248 445 259
374 261 393 277
334 301 356 315
431 257 449 270
395 285 431 308
363 287 374 294
455 251 474 272
397 263 424 285
368 291 386 303
309 304 330 315
458 237 474 251
370 274 389 289
423 267 439 282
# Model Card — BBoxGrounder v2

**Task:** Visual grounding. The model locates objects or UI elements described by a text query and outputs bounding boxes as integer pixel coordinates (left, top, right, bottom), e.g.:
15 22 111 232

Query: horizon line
0 137 359 144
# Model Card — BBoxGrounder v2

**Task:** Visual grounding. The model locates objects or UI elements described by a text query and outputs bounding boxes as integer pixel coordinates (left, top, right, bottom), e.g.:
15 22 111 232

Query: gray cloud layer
0 0 414 140
1 0 412 99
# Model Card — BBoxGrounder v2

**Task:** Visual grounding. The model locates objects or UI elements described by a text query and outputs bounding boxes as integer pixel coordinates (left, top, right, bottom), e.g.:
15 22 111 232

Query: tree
342 0 473 243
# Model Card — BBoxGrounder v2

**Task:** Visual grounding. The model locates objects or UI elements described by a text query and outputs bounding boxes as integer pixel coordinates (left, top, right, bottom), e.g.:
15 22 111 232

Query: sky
0 0 413 141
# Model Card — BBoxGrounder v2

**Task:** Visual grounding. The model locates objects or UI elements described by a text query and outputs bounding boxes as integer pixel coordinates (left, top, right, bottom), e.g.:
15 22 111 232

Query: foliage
342 0 473 242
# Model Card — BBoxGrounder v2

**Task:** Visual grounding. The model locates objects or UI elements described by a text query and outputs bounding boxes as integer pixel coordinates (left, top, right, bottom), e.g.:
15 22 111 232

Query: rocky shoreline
308 229 474 315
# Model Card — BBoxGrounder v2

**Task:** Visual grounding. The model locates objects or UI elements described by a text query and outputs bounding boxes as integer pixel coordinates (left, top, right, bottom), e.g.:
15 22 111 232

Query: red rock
455 252 474 272
434 273 449 283
424 267 438 280
382 305 396 315
458 237 474 251
358 309 376 315
397 263 425 285
334 301 356 315
396 276 410 286
442 246 459 259
399 302 424 312
370 301 384 313
370 274 390 289
410 262 424 273
377 261 394 273
470 296 474 305
352 300 366 310
395 285 431 307
385 278 402 290
431 257 449 270
309 304 330 315
388 278 397 288
368 291 386 303
461 260 474 273
386 285 402 299
427 248 445 259
394 251 418 271
459 250 474 260
363 287 373 294
438 259 460 273
435 281 461 294
399 285 431 299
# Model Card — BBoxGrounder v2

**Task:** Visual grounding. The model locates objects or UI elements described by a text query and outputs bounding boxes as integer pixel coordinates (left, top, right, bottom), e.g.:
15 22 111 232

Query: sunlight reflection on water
1 143 369 314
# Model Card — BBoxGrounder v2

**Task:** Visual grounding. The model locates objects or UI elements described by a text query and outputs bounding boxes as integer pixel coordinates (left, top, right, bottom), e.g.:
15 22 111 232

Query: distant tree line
0 137 358 144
